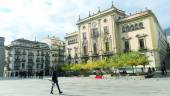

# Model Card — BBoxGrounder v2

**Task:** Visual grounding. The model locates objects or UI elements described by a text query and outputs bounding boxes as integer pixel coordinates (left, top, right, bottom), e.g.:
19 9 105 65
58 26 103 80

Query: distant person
152 67 155 72
148 67 152 74
161 61 167 76
39 70 43 79
141 68 144 73
50 70 63 94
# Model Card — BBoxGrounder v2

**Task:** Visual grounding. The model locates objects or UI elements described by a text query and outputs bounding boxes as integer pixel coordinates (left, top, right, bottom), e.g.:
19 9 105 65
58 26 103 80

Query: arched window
124 40 130 52
135 23 139 30
83 46 87 55
104 19 107 23
139 38 145 49
93 43 97 54
130 25 134 31
122 26 126 32
139 22 144 28
126 26 130 32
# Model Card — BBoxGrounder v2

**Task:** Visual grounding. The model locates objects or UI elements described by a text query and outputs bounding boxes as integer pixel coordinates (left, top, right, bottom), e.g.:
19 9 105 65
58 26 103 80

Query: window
122 26 126 32
68 49 71 54
83 26 86 29
124 40 130 52
83 32 86 39
135 23 139 30
126 26 130 32
22 63 25 69
75 53 78 57
105 42 109 51
93 43 97 54
92 22 97 28
139 22 144 28
91 28 98 38
83 46 87 55
139 39 145 49
103 19 107 23
122 22 144 32
104 26 109 35
130 25 134 31
118 16 121 20
74 47 78 57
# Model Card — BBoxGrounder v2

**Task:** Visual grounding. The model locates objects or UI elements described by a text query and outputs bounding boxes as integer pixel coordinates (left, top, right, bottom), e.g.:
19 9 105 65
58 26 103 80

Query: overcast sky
0 0 169 45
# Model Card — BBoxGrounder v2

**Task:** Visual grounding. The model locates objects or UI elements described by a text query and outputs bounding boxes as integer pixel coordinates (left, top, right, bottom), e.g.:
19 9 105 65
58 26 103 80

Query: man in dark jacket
50 70 63 94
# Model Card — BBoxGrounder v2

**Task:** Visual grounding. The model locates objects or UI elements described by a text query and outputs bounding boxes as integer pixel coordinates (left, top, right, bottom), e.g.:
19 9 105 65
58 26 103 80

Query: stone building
67 3 168 69
65 32 79 64
42 36 65 68
5 39 50 77
0 37 5 77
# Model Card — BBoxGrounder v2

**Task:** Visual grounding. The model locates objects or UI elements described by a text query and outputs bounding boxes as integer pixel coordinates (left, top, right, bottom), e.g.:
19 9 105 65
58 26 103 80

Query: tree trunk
135 66 137 73
143 65 146 73
132 66 134 74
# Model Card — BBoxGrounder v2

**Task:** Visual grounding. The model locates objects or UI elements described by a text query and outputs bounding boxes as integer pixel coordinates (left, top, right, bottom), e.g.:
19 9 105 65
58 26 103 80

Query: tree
109 52 149 73
136 54 149 72
70 64 82 71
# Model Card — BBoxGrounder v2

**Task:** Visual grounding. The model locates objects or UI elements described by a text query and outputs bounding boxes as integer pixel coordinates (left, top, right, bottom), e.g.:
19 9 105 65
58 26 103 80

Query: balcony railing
138 48 147 52
91 32 99 38
103 51 113 55
15 51 21 55
81 54 89 58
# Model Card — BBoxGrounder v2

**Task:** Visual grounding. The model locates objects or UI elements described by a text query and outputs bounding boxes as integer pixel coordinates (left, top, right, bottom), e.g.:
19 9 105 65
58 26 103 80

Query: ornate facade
65 32 79 64
68 3 169 68
42 36 65 68
5 39 50 77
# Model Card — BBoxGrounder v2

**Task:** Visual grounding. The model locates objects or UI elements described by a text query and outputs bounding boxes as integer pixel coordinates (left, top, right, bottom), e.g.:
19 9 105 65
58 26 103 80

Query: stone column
98 19 103 59
88 22 92 60
111 14 118 53
78 25 82 60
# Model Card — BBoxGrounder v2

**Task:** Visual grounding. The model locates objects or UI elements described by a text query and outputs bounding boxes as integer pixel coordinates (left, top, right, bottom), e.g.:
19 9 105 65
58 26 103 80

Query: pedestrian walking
148 67 152 74
50 70 63 94
161 61 167 76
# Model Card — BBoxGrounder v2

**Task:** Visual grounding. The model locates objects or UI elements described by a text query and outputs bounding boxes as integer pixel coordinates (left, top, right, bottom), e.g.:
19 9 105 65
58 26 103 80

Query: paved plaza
0 77 170 96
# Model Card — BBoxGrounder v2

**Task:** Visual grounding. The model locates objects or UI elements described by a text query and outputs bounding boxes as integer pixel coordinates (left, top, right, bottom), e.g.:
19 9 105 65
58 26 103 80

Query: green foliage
107 52 149 68
70 63 83 71
61 51 149 74
61 64 72 71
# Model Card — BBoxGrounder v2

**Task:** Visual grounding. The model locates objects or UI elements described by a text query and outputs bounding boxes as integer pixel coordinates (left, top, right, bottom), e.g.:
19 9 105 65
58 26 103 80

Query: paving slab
0 77 170 96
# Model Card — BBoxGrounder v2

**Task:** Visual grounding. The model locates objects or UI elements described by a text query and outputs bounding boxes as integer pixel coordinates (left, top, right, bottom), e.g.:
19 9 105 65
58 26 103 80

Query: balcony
22 51 26 55
21 59 26 62
103 51 113 56
124 49 131 53
91 33 99 38
41 59 45 63
14 66 20 70
15 51 21 55
41 53 44 56
138 48 148 52
36 53 40 56
59 53 64 57
27 66 33 69
28 59 34 63
28 53 34 56
92 53 99 57
81 54 89 58
14 58 20 62
36 59 40 62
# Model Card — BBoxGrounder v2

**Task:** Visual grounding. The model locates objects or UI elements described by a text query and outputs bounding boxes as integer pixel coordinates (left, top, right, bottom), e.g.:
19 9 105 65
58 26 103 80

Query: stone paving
0 77 170 96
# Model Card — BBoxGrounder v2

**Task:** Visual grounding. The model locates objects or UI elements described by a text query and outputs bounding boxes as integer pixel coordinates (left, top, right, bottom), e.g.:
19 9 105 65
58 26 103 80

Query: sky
0 0 169 45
